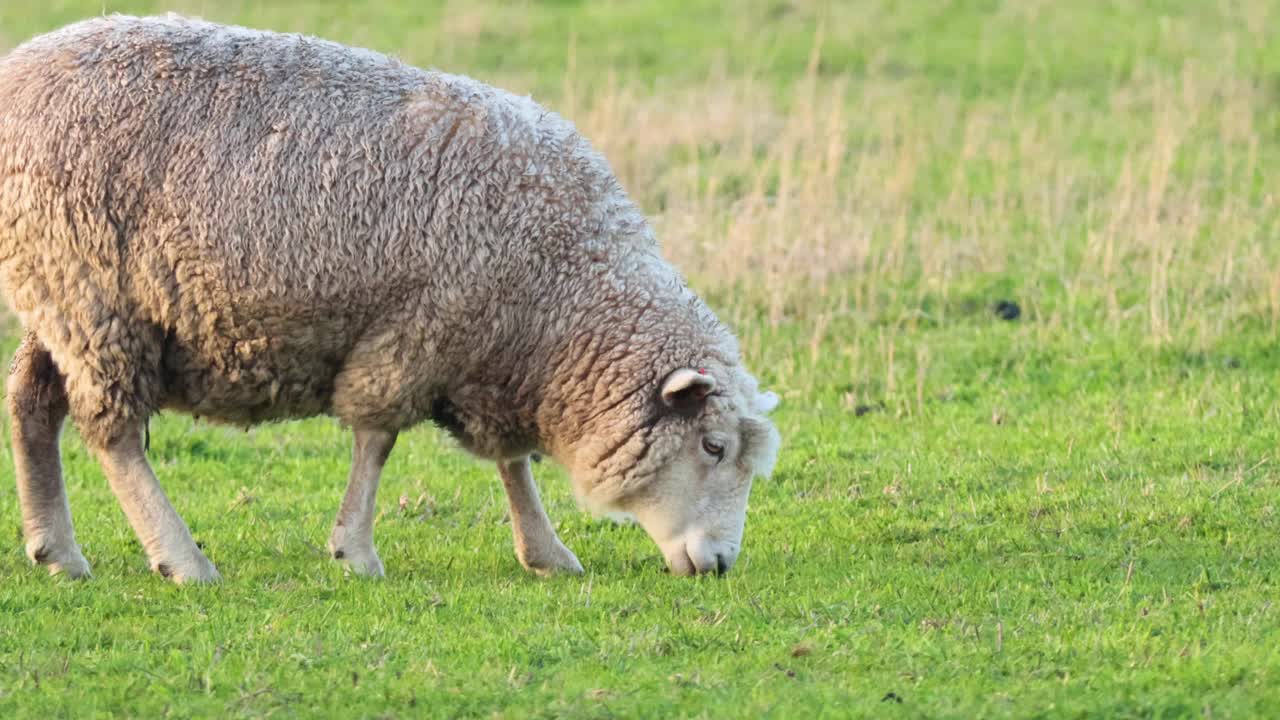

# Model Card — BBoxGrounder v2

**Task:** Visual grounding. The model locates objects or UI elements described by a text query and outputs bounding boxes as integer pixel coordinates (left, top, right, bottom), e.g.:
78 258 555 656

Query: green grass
3 1 1280 717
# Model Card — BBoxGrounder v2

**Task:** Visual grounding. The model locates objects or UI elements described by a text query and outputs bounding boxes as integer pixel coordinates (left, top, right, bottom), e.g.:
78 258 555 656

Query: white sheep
0 14 781 583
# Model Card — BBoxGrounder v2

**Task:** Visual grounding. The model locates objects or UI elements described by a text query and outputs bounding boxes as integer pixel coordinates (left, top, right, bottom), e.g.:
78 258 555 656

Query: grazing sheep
0 14 781 584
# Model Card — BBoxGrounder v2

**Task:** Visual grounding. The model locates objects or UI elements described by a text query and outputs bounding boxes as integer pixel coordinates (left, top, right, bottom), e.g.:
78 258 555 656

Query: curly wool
0 15 755 496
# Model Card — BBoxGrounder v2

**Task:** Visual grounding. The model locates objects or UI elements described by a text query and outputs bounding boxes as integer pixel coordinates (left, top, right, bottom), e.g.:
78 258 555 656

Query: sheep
0 14 781 584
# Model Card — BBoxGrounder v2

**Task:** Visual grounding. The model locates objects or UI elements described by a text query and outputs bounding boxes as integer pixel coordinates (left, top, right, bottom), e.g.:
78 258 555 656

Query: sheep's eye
701 437 725 460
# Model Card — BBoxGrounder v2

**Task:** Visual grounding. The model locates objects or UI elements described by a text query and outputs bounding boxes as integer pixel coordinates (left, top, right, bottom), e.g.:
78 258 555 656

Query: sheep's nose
714 553 730 575
693 539 738 575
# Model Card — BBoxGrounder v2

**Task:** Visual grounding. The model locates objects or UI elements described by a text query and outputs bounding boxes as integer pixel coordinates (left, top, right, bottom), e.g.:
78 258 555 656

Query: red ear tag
697 368 707 375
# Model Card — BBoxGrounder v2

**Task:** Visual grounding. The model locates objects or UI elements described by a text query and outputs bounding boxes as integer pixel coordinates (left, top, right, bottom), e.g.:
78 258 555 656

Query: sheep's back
2 15 430 301
0 14 643 316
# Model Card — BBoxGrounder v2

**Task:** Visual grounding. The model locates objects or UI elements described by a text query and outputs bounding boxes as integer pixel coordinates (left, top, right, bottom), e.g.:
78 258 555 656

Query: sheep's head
567 364 781 575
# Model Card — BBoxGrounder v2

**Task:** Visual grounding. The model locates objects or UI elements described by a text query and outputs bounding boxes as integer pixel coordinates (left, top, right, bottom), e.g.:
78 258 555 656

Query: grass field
3 1 1280 717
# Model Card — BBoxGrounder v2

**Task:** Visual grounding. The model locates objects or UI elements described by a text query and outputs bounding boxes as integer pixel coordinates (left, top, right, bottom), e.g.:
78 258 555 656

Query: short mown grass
2 1 1279 717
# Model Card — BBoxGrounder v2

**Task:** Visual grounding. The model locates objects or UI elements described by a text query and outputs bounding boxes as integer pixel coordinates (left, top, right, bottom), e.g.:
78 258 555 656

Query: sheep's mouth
665 545 727 573
663 545 698 576
662 542 734 576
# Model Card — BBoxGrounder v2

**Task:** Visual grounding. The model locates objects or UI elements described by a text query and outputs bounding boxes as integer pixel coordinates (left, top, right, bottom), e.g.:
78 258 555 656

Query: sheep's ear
661 368 716 410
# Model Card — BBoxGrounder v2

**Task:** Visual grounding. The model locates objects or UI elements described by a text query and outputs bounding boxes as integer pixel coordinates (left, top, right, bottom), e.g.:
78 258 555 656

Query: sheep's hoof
520 540 584 578
26 538 92 579
153 554 221 585
328 525 385 577
331 545 385 578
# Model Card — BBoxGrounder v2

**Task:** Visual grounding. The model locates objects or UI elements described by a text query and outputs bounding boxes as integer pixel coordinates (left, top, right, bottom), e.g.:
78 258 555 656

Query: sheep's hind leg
329 428 397 577
92 421 220 584
498 457 583 577
7 334 91 578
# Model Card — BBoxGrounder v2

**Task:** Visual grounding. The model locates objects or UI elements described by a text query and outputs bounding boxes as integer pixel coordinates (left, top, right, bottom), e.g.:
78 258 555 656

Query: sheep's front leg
498 457 583 577
94 421 220 584
329 428 397 577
